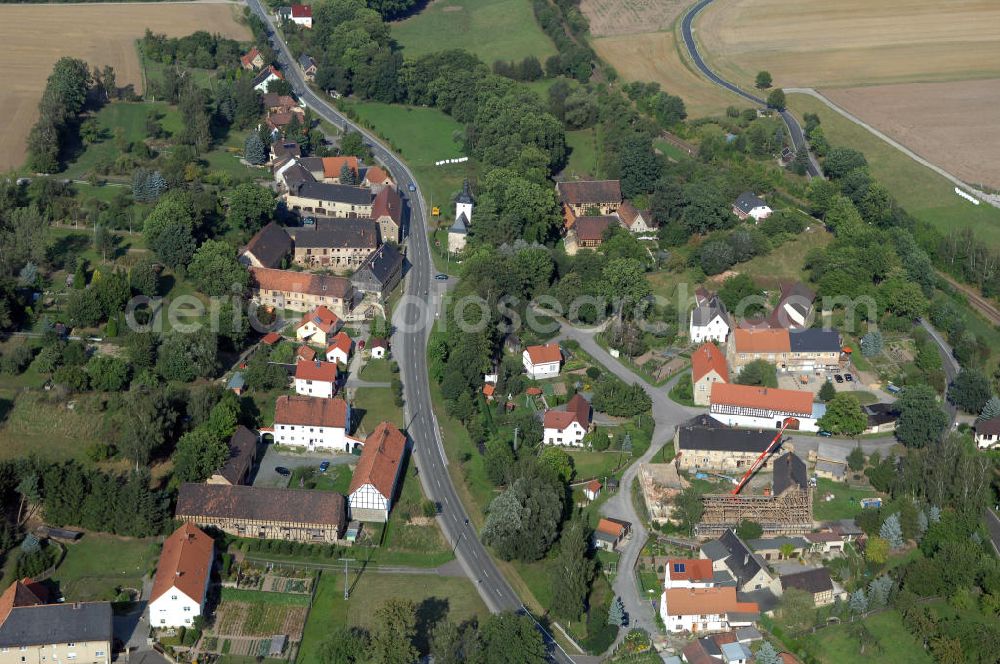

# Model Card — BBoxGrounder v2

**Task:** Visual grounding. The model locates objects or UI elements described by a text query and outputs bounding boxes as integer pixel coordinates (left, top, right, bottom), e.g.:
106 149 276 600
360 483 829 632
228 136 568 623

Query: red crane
731 419 792 495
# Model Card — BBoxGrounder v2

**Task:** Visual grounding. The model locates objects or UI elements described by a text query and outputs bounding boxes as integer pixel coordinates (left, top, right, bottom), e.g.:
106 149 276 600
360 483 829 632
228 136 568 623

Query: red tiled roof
297 345 316 361
262 332 282 345
526 387 542 396
691 342 729 383
250 267 353 299
585 479 601 493
370 185 401 223
596 518 625 538
326 331 352 358
483 384 495 397
348 421 406 499
573 215 616 242
240 46 261 68
663 587 759 618
977 416 1000 436
525 343 561 365
543 394 591 431
150 523 213 604
666 558 714 583
710 383 814 417
291 4 312 17
295 359 338 383
557 180 622 205
274 395 348 428
732 328 791 353
296 305 341 333
0 579 45 624
321 156 359 180
364 166 392 185
370 337 387 349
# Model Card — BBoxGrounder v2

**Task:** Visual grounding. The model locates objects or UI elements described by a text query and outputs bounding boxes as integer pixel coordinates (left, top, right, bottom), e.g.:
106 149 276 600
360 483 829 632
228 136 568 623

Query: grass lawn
289 464 354 495
353 386 405 431
569 449 625 482
298 572 487 664
813 478 879 522
0 391 107 464
813 609 932 664
48 534 159 601
358 357 393 383
220 587 311 606
839 390 878 405
63 101 182 180
734 225 833 288
788 93 1000 247
392 0 556 64
564 128 599 179
653 138 694 162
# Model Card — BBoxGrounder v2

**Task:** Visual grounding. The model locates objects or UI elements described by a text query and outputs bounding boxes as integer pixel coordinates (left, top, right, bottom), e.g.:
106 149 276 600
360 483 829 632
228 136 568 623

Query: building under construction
696 452 813 538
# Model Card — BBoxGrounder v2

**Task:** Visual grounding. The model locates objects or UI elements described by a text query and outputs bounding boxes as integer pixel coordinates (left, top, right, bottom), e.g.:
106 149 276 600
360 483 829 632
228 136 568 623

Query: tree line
26 58 92 173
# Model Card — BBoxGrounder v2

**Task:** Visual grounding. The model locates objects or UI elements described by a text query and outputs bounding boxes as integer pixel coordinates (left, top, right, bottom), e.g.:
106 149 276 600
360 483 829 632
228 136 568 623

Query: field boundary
786 88 1000 209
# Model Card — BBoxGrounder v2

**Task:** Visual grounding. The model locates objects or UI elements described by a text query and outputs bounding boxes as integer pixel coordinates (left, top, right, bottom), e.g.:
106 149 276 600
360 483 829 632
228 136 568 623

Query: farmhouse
295 305 342 345
674 415 777 471
348 421 407 523
780 568 835 607
351 243 404 299
660 586 759 634
241 46 264 70
747 536 809 561
617 201 656 233
523 343 561 379
285 182 374 218
207 425 259 486
732 192 772 222
270 140 301 168
557 179 622 227
689 294 731 344
286 218 380 270
0 579 112 661
709 383 823 432
569 215 616 251
294 359 338 399
248 267 356 318
974 416 1000 449
240 221 293 269
370 185 403 243
176 484 346 543
363 165 394 191
700 530 777 593
319 156 360 183
542 393 592 446
272 395 352 451
277 4 313 27
691 342 729 406
149 523 213 628
325 331 353 365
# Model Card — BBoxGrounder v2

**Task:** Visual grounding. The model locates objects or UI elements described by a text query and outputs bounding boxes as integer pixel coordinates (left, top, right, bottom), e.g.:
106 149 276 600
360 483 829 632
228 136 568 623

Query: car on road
834 374 844 383
407 183 416 192
818 430 833 437
434 274 448 281
844 373 854 382
319 460 330 473
275 466 291 477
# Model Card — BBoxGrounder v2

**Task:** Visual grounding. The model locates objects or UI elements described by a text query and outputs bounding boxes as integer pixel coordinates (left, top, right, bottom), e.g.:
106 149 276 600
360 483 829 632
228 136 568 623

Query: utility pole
338 557 355 600
513 426 520 452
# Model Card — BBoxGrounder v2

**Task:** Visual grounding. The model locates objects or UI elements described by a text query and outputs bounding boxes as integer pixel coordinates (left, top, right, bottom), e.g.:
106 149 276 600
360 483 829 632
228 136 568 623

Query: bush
585 366 601 380
421 499 437 518
0 345 35 375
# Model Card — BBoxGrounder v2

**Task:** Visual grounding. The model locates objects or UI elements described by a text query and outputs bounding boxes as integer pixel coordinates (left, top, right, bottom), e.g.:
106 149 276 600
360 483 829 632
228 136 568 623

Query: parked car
818 430 833 437
844 373 854 382
834 374 844 383
407 183 416 192
319 460 330 473
434 273 448 281
275 466 291 476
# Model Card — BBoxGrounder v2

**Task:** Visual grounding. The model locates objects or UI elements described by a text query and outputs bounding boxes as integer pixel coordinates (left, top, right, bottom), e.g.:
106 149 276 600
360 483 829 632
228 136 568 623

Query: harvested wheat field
1 2 250 172
593 31 742 117
824 80 1000 191
696 0 1000 90
581 0 687 37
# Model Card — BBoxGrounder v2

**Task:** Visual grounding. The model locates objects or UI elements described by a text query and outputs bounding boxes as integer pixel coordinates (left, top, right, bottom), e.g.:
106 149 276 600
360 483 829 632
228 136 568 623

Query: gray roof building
242 221 293 268
788 328 841 352
0 602 113 647
298 54 316 70
352 243 404 296
677 416 776 453
772 452 807 495
455 179 474 205
690 295 731 328
780 567 834 595
734 191 767 214
292 182 373 206
704 530 772 591
449 212 469 234
288 218 379 250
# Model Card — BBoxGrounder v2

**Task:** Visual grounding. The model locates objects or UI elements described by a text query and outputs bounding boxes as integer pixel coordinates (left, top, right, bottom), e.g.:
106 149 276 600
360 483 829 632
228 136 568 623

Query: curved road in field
680 0 822 178
244 1 579 661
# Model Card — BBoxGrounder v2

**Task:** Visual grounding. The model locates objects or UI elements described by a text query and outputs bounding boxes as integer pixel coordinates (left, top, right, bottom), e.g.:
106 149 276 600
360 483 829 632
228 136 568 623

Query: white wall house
148 523 213 628
709 383 824 433
975 417 1000 449
325 332 352 365
296 305 342 345
348 422 407 523
273 395 353 452
369 338 387 359
689 296 730 344
732 192 772 222
662 559 717 591
294 359 338 399
543 394 592 446
660 587 758 634
523 343 561 379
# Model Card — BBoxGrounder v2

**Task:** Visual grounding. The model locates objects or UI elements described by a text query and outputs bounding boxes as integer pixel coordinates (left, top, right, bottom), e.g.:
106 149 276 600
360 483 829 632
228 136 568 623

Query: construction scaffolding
696 487 813 538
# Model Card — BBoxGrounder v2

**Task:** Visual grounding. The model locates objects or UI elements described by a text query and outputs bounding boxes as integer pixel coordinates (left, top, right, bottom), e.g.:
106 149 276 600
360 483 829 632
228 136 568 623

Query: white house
523 343 561 379
660 587 759 634
583 479 601 501
448 179 474 254
273 395 354 452
296 305 342 345
691 342 729 407
709 383 824 433
289 4 312 27
148 523 213 628
618 201 656 233
252 65 284 93
689 295 730 344
348 421 407 523
543 393 592 446
975 417 1000 449
325 331 353 365
294 359 338 399
369 337 388 359
732 191 772 222
663 558 717 590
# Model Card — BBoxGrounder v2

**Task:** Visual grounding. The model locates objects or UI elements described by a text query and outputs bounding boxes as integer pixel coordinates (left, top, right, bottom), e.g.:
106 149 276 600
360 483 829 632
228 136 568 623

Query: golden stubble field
0 2 251 172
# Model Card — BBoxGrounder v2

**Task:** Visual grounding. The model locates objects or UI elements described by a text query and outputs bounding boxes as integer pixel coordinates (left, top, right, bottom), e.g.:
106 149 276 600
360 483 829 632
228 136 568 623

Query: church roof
449 213 469 234
455 179 473 205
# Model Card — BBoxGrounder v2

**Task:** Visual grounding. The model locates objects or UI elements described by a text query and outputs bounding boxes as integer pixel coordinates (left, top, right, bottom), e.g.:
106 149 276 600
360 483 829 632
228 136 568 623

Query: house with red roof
593 517 631 552
692 342 729 406
149 523 214 628
583 479 601 501
663 558 716 590
543 393 592 447
294 359 338 398
523 343 561 379
710 383 824 432
279 3 313 27
348 422 407 522
273 395 352 451
295 305 343 345
297 345 317 362
325 331 353 365
240 46 264 71
363 165 394 192
660 586 759 634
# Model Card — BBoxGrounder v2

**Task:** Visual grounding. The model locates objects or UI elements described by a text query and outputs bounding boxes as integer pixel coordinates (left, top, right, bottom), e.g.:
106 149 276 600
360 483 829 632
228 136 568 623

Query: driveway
253 446 356 488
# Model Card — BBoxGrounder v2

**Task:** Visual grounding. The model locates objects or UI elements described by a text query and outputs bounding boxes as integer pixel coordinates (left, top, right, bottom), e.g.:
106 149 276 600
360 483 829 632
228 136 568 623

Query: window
94 653 104 659
672 563 686 574
184 606 191 612
171 595 178 600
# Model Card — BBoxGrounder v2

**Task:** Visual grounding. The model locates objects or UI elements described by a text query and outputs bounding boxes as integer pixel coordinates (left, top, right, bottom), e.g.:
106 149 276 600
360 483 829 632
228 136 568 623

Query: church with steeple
447 179 474 254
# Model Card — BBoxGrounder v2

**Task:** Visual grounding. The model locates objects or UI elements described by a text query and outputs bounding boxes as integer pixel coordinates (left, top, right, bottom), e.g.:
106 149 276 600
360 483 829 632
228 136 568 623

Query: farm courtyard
0 1 250 171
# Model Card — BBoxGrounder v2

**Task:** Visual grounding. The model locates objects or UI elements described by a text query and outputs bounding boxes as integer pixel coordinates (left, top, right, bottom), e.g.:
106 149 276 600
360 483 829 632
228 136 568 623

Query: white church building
447 179 473 254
